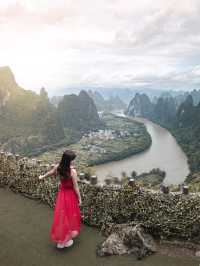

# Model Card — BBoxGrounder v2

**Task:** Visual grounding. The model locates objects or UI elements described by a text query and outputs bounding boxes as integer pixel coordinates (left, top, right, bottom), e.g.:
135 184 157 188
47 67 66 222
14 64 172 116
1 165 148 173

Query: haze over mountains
51 87 186 105
0 67 102 155
51 90 127 111
126 90 200 122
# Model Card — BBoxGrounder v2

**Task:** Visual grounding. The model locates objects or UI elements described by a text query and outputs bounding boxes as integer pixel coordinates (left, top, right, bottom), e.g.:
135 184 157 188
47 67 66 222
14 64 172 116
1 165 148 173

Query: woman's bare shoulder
70 167 77 176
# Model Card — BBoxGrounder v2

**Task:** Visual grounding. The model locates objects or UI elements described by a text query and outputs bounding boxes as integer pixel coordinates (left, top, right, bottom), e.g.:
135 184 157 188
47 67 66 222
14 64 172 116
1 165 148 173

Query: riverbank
0 188 199 266
94 117 189 185
169 127 199 177
37 113 151 173
136 116 200 186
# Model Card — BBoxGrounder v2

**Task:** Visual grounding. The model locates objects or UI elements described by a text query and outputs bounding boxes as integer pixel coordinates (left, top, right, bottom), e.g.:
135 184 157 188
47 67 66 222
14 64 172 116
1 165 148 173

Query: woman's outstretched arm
39 164 59 180
71 168 82 205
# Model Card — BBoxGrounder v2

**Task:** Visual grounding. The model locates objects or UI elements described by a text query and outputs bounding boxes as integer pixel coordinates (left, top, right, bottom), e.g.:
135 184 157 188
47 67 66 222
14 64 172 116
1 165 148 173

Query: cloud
0 0 200 92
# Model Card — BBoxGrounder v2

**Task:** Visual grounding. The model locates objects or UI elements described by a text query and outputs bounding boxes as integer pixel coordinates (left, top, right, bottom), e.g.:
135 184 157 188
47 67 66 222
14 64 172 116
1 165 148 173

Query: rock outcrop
0 66 17 109
125 93 154 118
57 90 104 133
88 90 127 111
97 224 156 260
0 67 65 154
126 93 176 125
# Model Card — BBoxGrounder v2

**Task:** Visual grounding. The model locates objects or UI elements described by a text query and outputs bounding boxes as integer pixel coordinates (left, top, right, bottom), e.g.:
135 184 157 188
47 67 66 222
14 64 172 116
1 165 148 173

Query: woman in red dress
39 150 81 249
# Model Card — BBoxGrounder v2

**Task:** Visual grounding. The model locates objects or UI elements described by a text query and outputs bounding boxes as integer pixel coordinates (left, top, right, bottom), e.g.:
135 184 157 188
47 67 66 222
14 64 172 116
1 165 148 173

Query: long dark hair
57 150 76 179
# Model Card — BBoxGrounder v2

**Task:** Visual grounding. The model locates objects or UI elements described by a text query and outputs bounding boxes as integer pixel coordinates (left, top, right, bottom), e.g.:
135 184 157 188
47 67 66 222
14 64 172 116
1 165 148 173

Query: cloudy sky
1 0 200 94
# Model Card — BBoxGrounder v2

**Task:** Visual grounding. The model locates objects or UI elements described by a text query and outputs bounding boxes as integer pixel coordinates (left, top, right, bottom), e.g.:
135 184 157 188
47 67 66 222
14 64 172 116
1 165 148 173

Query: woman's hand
78 198 82 206
39 175 44 180
38 165 58 181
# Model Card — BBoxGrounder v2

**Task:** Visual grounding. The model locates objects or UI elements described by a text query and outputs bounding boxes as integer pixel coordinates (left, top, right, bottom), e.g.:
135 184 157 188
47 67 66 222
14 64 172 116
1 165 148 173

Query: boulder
195 250 200 257
97 224 156 260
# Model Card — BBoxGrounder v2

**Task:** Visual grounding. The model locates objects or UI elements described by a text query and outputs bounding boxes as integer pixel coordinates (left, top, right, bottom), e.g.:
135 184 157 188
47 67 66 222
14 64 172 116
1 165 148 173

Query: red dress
50 174 81 243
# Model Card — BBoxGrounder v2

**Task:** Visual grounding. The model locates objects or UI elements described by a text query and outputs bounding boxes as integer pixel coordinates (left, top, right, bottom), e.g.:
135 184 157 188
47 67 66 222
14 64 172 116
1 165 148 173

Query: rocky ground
97 224 156 259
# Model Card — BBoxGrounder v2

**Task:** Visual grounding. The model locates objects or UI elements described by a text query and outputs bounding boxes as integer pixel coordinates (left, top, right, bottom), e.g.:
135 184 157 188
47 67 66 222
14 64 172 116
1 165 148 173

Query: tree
131 170 137 178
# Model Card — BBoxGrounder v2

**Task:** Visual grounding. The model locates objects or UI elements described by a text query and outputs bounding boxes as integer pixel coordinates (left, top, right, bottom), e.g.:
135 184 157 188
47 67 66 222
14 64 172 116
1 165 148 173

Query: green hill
0 67 64 154
57 90 104 133
0 67 102 155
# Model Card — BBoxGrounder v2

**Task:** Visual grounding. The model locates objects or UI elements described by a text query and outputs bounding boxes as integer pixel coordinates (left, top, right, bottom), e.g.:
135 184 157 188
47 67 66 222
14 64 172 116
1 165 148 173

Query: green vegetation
172 96 200 176
0 85 65 155
86 113 151 165
156 96 200 178
155 95 200 183
126 92 200 187
114 168 165 188
0 67 102 156
57 90 103 133
1 155 200 243
37 113 152 174
135 168 166 187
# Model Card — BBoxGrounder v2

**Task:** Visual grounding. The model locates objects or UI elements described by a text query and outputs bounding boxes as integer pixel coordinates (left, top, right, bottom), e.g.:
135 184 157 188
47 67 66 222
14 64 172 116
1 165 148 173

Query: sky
1 0 200 94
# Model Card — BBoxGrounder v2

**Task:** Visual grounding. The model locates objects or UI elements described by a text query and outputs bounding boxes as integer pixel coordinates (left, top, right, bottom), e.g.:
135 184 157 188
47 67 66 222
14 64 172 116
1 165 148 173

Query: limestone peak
0 66 18 92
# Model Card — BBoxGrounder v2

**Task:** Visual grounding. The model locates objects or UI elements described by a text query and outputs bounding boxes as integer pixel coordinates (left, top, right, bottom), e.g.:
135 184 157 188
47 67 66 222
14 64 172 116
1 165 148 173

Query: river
94 114 190 185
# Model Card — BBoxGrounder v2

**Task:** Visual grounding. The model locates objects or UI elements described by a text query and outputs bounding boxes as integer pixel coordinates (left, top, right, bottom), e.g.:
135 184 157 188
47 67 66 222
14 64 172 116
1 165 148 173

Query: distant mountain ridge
87 90 127 111
51 87 186 105
51 90 127 112
126 90 200 126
